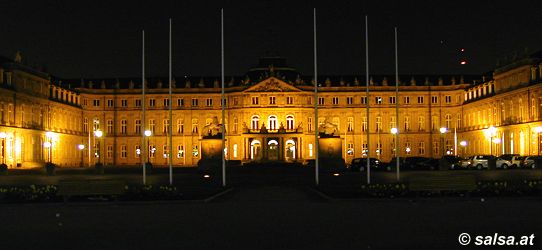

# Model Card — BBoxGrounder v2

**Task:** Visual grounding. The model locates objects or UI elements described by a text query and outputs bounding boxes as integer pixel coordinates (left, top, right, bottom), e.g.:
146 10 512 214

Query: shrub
1 185 58 202
359 183 408 198
122 184 181 201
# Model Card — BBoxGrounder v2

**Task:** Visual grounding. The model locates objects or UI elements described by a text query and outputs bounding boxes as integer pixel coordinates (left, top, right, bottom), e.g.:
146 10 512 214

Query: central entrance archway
268 139 279 160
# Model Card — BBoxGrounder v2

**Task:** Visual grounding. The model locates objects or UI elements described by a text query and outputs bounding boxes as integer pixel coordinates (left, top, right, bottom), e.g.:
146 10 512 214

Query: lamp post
390 127 399 181
439 127 447 157
0 132 6 164
78 144 85 167
144 130 152 166
460 140 467 157
45 131 54 163
534 126 542 157
488 126 497 156
94 130 103 164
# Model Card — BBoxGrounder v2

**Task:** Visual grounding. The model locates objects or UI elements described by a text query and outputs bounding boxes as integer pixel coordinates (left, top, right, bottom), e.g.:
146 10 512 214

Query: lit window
268 115 278 130
286 115 295 130
251 116 259 130
375 97 382 104
269 96 276 105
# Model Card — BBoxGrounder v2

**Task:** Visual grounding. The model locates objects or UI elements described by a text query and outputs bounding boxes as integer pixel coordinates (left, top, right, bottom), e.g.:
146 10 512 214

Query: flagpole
394 27 400 182
221 8 226 187
313 8 319 186
365 15 370 185
168 18 173 185
142 30 146 185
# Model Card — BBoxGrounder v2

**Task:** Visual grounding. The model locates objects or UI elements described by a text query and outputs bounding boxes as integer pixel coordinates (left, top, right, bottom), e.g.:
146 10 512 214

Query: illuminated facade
0 53 541 168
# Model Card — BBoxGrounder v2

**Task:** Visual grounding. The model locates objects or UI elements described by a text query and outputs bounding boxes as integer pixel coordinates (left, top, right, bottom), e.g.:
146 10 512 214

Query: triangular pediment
244 77 302 92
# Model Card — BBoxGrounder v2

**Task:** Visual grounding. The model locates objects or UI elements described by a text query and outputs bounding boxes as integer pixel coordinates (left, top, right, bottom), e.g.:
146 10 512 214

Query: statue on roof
318 117 338 136
14 51 22 63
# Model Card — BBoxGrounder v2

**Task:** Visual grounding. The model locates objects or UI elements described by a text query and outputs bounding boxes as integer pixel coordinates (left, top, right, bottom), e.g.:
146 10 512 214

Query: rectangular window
361 96 367 104
149 145 156 158
376 116 382 132
163 119 169 134
121 145 127 158
418 142 425 155
390 116 396 130
362 117 367 132
135 145 141 158
121 119 127 134
192 98 198 107
308 117 313 132
83 118 89 133
149 119 155 133
286 96 294 105
149 99 155 107
309 144 313 157
404 116 410 131
375 96 382 104
192 119 198 134
431 96 438 104
121 99 128 107
107 119 113 134
389 96 396 104
135 119 141 134
346 97 353 105
418 116 425 131
206 98 213 107
163 145 169 159
269 96 276 105
192 145 199 157
135 99 141 107
252 97 259 105
177 119 184 134
376 143 382 156
347 117 354 132
93 99 100 107
362 143 368 156
318 97 325 105
177 145 184 158
107 99 114 107
163 98 170 107
347 143 354 155
404 96 410 104
418 96 424 104
177 98 184 107
107 145 113 158
233 97 239 106
233 144 238 158
445 95 452 104
332 97 339 105
405 142 412 155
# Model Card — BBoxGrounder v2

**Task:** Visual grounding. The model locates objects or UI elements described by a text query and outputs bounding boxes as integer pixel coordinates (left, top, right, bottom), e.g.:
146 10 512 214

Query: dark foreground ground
0 186 540 250
0 165 541 249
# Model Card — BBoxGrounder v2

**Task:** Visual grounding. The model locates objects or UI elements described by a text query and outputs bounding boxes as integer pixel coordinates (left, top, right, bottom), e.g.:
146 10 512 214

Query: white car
470 155 491 169
495 157 512 169
522 156 542 169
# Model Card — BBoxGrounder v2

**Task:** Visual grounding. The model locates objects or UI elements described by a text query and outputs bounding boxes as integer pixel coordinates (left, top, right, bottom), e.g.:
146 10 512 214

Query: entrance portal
285 139 296 161
250 140 261 160
268 139 279 160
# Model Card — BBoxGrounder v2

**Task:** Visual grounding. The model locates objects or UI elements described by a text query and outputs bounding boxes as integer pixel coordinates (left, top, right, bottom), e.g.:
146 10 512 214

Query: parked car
495 157 512 169
417 158 440 170
500 154 519 161
457 157 473 169
399 157 432 170
509 156 525 168
470 155 492 170
349 158 383 172
522 156 542 169
440 155 463 170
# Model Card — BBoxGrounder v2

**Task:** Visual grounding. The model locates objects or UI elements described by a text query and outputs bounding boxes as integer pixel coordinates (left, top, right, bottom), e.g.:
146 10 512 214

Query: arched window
251 115 259 130
445 114 452 129
268 115 277 130
286 115 294 130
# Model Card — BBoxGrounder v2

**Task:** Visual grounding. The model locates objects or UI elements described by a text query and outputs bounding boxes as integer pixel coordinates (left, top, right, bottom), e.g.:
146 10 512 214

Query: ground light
333 173 340 177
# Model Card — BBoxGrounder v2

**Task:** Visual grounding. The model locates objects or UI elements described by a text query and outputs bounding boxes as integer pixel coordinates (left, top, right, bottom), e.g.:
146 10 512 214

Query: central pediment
244 77 302 92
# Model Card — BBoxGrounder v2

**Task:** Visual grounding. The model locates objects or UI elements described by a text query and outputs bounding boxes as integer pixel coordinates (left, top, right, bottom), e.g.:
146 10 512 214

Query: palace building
0 52 541 168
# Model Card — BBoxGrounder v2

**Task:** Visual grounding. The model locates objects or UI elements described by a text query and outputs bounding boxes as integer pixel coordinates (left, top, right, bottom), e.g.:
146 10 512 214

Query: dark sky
1 0 541 78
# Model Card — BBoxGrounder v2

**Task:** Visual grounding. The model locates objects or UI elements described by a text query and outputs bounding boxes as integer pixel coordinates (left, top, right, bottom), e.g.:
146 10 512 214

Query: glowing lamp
440 127 447 134
78 144 85 150
460 140 467 147
390 127 398 134
144 130 152 137
94 130 103 137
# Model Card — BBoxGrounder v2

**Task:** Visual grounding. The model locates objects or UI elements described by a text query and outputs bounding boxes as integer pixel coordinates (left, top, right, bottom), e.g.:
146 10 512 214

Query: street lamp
534 126 542 157
487 126 497 156
144 130 152 165
440 127 447 157
78 144 85 167
45 131 54 163
460 140 467 156
0 132 6 164
94 130 103 164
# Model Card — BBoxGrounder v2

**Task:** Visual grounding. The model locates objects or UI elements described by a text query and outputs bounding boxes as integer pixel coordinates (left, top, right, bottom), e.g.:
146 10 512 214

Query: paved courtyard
0 166 541 249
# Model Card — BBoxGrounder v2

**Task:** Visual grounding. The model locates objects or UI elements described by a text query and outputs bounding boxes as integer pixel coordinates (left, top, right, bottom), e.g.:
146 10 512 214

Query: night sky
1 0 541 78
